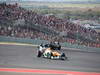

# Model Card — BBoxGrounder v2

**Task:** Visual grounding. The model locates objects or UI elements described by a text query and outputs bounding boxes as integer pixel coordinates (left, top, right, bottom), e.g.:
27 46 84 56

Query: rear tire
61 53 67 60
58 46 61 50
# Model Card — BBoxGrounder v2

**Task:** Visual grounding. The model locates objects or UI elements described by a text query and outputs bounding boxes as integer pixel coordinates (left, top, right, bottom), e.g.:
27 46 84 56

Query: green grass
19 2 100 9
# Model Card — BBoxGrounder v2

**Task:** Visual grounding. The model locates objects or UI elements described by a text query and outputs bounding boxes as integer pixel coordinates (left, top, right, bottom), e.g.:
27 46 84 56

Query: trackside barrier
62 42 100 52
0 36 49 45
0 36 100 52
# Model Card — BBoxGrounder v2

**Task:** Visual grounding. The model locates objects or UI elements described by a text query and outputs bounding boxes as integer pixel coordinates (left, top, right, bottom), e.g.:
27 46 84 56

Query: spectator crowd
0 3 100 48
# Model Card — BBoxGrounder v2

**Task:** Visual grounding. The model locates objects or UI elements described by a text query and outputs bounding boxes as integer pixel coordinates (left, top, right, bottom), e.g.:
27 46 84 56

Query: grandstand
0 2 100 48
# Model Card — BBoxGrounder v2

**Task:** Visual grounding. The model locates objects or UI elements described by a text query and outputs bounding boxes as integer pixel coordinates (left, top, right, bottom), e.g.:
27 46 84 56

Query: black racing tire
58 46 61 50
61 53 67 60
37 51 42 57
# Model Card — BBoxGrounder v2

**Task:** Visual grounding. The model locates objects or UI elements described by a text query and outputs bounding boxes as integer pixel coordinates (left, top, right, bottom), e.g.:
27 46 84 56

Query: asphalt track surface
0 44 100 74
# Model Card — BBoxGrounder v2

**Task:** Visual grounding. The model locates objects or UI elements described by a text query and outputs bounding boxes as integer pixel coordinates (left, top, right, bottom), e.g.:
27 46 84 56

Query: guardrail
0 36 100 52
0 36 49 45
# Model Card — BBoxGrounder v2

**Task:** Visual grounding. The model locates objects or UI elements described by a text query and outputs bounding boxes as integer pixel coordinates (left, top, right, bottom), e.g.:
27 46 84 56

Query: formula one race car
37 46 67 60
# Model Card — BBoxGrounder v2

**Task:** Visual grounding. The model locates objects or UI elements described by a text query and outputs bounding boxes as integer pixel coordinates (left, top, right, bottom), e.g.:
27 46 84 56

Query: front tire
37 51 42 57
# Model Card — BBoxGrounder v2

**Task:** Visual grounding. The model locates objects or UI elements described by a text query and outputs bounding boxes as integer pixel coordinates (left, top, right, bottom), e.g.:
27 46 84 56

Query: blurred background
0 0 100 49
